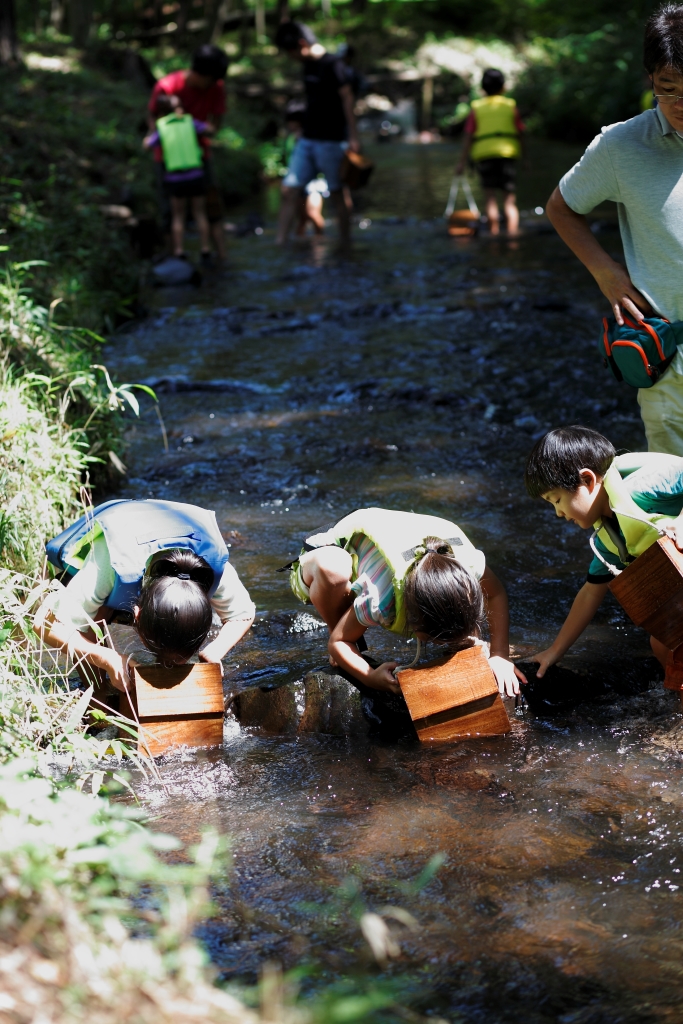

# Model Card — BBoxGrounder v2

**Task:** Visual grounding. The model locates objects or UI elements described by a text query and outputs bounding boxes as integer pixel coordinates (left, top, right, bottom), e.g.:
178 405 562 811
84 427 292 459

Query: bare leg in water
276 185 306 244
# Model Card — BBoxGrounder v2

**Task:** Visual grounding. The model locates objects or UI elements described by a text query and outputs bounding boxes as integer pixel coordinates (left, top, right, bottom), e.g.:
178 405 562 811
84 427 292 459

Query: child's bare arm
329 606 398 693
480 566 526 696
531 580 609 677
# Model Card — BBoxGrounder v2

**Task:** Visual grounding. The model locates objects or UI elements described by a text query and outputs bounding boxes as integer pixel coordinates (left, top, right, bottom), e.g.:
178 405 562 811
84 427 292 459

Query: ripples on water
104 139 683 1021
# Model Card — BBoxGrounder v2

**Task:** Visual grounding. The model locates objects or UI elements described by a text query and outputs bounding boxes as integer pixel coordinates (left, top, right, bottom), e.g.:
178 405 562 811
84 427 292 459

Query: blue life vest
46 499 229 613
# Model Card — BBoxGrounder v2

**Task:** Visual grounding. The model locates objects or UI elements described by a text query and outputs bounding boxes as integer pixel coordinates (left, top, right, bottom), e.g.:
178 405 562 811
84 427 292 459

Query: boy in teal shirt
524 425 683 690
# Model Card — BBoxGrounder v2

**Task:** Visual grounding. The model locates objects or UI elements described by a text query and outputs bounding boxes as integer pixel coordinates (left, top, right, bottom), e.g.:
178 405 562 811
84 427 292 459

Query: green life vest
156 113 203 173
330 507 481 635
592 453 678 570
470 95 520 162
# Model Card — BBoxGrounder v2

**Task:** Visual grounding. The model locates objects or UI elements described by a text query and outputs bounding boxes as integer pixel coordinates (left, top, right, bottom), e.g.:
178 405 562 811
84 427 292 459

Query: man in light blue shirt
547 3 683 456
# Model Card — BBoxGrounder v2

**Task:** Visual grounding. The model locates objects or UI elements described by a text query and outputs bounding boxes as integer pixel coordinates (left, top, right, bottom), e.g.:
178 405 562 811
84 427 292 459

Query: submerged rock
231 669 415 741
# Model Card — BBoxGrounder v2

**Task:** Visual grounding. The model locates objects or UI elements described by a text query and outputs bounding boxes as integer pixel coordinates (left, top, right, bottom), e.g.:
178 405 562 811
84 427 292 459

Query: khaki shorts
289 560 311 605
638 365 683 457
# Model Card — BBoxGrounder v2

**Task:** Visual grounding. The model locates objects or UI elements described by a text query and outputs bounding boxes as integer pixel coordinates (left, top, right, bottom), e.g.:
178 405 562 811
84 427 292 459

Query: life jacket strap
589 531 622 576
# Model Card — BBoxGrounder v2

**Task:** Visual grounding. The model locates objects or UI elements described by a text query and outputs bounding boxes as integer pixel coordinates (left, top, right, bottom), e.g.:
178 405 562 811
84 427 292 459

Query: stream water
104 138 683 1023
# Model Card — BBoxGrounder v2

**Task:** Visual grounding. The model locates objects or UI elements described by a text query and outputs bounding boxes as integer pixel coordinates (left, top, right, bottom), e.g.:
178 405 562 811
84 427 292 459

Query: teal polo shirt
587 453 683 582
560 107 683 375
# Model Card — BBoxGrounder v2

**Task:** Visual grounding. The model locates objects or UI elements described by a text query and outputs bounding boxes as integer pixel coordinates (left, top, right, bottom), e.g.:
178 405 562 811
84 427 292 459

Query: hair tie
413 544 427 561
177 572 191 580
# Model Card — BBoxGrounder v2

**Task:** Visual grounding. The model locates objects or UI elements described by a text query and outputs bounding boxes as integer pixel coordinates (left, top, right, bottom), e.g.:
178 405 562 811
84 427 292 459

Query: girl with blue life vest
287 507 525 696
35 499 255 692
525 426 683 690
143 94 213 261
454 68 525 237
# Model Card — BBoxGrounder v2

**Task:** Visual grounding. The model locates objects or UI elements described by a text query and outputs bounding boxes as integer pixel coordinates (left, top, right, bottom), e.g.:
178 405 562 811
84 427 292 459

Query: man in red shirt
148 45 228 258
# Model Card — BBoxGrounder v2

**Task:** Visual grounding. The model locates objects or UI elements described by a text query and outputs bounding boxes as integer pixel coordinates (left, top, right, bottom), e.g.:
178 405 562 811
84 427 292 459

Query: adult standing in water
35 499 255 692
148 45 229 260
274 22 360 247
546 3 683 456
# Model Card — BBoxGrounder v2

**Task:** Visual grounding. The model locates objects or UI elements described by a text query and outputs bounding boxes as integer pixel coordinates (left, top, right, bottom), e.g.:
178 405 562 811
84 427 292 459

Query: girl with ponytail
286 507 525 697
36 499 255 692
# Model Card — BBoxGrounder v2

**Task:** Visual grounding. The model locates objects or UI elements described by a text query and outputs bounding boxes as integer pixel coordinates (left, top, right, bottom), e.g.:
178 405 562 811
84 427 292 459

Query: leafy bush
0 759 261 1024
515 24 645 141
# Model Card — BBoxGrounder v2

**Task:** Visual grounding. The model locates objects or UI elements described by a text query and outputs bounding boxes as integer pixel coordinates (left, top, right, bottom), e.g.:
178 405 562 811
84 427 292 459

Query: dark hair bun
423 537 454 557
137 550 215 662
146 551 214 592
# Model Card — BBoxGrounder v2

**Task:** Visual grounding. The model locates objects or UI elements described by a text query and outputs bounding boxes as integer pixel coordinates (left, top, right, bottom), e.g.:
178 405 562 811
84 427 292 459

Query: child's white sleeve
210 562 256 623
50 536 116 632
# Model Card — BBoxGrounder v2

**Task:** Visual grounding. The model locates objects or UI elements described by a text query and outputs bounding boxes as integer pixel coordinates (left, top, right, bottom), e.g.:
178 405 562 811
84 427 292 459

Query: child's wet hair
403 537 485 647
524 425 616 499
136 550 214 664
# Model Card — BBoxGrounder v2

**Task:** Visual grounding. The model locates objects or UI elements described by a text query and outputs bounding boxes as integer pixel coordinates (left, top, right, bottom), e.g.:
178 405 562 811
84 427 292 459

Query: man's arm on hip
546 186 651 325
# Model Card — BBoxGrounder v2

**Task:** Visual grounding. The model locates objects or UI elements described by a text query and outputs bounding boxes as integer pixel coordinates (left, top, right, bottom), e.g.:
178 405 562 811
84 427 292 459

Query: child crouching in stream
285 507 525 696
525 426 683 693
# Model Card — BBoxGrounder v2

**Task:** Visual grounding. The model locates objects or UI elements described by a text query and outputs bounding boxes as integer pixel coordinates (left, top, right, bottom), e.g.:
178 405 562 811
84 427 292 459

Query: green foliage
0 759 260 1024
0 261 156 559
515 24 645 141
0 53 156 332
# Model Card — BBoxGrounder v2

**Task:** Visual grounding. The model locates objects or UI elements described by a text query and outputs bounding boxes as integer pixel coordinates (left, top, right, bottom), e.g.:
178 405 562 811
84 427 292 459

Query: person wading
148 45 229 260
275 21 360 247
34 499 255 695
546 3 683 456
455 67 525 237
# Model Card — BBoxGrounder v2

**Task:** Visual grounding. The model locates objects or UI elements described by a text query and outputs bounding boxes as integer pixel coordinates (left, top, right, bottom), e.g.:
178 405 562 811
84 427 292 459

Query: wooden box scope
119 662 224 757
397 645 510 743
608 536 683 651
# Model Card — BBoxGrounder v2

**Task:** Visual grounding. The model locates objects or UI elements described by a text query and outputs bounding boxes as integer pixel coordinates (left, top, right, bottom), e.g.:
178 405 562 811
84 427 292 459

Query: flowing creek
104 138 683 1022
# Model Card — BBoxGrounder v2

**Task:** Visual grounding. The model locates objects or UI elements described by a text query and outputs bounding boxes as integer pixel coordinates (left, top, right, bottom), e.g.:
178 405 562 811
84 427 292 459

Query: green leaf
64 685 93 734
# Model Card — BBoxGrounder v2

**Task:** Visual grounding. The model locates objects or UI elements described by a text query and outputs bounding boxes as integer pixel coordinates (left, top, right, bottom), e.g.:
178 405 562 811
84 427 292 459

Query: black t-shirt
302 53 348 142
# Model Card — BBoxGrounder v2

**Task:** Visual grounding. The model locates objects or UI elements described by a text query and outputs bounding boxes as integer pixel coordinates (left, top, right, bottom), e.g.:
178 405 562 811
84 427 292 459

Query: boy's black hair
644 4 683 75
524 426 616 499
275 21 317 51
482 68 505 95
192 44 229 80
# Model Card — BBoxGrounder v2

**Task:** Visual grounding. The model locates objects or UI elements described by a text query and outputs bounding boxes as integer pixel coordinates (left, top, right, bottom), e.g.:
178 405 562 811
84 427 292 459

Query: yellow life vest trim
470 95 520 162
594 454 676 561
330 507 483 635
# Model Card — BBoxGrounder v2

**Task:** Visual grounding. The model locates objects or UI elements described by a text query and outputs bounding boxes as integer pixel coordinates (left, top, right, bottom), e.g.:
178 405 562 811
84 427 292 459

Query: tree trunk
50 0 64 31
210 0 230 42
68 0 94 46
255 0 265 41
0 0 19 65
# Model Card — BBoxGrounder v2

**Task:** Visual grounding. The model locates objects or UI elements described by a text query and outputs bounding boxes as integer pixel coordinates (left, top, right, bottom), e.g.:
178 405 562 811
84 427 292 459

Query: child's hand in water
529 648 560 679
489 656 526 696
367 662 400 693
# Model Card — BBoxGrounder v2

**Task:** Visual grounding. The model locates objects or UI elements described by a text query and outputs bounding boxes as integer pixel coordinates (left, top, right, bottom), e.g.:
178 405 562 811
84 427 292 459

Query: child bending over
286 507 524 696
525 425 683 687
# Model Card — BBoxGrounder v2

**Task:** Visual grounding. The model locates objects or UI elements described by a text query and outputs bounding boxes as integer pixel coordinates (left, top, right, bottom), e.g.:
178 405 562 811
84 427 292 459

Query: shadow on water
104 138 683 1020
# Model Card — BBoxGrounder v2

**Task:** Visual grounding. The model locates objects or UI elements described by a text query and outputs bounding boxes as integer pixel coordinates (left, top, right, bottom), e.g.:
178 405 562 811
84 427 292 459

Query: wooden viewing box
397 645 510 743
609 536 683 651
119 662 224 757
447 210 480 237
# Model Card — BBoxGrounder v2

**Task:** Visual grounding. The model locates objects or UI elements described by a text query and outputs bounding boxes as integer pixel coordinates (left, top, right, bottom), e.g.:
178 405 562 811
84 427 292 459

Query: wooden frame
609 536 683 651
397 645 510 743
119 662 224 756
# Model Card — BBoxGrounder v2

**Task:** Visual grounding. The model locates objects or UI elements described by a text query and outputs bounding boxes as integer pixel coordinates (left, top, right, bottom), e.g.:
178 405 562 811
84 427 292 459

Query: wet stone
232 671 367 737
